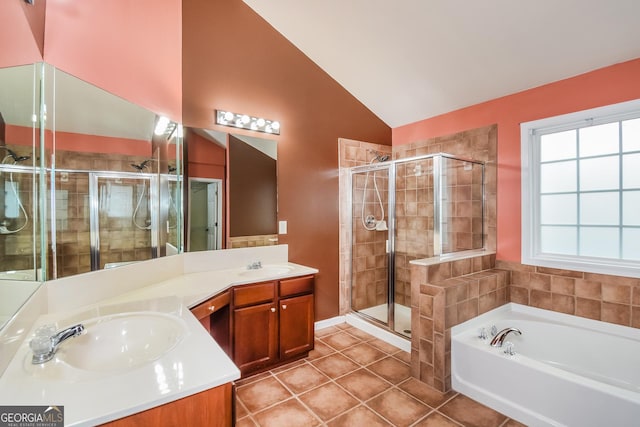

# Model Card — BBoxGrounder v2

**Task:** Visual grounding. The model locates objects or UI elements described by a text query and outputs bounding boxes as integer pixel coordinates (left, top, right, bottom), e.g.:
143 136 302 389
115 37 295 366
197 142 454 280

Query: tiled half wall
410 253 505 392
410 255 640 393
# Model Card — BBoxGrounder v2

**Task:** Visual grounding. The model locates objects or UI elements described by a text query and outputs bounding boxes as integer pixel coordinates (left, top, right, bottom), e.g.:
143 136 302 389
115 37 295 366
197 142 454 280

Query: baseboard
314 315 346 330
314 313 410 352
345 313 411 352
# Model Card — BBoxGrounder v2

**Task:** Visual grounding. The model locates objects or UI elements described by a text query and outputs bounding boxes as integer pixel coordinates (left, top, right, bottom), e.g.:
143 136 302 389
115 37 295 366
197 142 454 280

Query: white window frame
521 98 640 278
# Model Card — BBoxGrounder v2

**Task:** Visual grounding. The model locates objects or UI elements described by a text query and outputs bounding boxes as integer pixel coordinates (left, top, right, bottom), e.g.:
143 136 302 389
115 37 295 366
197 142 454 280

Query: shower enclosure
0 161 40 280
350 153 485 338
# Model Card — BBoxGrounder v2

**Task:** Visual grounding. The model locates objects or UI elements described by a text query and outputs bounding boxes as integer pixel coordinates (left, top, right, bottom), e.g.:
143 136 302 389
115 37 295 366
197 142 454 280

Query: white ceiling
243 0 640 128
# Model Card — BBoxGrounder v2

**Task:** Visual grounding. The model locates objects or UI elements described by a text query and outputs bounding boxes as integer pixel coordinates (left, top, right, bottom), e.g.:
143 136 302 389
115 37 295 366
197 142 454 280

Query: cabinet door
279 294 314 360
233 302 278 375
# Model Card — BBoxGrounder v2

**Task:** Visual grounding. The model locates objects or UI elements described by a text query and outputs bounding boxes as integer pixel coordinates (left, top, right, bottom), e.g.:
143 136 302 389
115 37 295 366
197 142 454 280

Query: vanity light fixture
154 116 177 138
215 110 280 135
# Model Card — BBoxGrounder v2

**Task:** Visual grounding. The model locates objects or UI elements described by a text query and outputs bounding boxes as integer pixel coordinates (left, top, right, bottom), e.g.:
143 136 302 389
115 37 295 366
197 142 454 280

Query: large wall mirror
0 62 182 330
184 128 277 251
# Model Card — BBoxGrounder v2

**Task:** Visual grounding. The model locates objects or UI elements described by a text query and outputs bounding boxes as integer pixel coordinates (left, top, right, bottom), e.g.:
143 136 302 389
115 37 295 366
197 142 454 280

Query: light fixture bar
215 110 280 135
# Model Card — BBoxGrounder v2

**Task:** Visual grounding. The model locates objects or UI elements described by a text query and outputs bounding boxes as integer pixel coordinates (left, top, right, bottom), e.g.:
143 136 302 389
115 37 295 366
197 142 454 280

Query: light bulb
224 111 234 122
256 118 266 127
271 121 280 131
154 116 170 136
241 115 250 124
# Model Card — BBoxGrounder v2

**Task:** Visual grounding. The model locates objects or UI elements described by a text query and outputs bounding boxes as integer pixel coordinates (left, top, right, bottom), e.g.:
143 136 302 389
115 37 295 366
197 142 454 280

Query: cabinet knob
270 307 276 313
208 305 215 312
282 304 287 310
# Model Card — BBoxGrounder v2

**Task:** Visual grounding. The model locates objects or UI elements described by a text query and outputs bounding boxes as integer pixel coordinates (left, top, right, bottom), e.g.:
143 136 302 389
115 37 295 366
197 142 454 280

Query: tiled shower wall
338 125 497 316
53 151 154 277
339 139 392 314
0 154 38 272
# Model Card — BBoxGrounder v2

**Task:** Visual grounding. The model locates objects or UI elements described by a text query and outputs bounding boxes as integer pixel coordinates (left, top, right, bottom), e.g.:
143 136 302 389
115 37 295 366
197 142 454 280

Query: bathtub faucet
490 327 522 347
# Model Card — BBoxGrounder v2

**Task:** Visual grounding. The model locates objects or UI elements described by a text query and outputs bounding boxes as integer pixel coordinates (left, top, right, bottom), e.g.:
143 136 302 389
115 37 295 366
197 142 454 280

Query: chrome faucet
30 324 85 364
247 261 262 270
490 327 522 347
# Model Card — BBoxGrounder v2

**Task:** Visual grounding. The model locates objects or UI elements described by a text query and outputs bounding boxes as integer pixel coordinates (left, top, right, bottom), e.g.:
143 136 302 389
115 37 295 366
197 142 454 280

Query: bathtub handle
490 327 522 347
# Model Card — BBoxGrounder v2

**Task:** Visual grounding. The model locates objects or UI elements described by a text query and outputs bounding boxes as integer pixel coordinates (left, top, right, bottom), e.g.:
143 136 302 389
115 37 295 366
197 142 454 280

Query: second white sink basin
57 312 186 373
238 265 294 277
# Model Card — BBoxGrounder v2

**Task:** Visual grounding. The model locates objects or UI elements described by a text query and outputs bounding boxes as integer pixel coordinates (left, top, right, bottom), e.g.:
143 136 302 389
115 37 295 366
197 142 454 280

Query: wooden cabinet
233 275 315 376
279 293 314 359
101 382 233 427
191 290 231 357
190 275 315 378
232 281 278 376
279 275 314 360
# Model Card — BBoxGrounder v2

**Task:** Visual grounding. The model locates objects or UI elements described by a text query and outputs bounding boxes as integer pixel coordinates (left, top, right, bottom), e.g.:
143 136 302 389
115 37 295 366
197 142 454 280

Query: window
521 99 640 278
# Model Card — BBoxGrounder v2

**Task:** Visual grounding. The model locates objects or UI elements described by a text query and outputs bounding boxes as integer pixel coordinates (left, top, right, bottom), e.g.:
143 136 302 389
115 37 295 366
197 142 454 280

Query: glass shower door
350 164 390 326
90 172 157 270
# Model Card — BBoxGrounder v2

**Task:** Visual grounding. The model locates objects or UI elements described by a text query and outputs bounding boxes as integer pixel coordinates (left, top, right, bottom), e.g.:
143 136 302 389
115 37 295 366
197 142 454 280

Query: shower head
2 148 31 163
131 160 152 171
368 149 390 163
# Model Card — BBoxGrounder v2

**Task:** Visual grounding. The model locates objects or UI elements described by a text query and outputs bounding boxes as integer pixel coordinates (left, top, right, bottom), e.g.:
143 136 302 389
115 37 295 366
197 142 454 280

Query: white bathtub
452 303 640 427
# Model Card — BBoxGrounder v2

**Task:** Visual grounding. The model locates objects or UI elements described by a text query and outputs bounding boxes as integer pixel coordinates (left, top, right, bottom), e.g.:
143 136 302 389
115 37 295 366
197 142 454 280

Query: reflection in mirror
228 134 277 248
49 64 182 276
0 62 183 332
0 63 40 281
184 129 277 251
0 63 41 330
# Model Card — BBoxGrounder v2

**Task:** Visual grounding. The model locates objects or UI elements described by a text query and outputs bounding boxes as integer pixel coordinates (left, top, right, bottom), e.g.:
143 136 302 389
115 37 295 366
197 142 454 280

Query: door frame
187 177 223 251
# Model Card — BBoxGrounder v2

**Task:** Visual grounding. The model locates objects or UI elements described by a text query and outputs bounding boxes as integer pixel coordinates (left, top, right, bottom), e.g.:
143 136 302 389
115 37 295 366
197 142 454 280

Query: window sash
521 99 640 278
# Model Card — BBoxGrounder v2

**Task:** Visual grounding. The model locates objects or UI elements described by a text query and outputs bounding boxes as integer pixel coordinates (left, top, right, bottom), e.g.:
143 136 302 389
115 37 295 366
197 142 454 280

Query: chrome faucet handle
478 327 488 340
247 261 263 270
30 336 54 364
503 341 515 356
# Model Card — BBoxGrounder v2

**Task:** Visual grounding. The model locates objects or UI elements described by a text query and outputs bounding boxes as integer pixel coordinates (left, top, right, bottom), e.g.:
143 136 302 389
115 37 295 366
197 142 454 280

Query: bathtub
452 303 640 427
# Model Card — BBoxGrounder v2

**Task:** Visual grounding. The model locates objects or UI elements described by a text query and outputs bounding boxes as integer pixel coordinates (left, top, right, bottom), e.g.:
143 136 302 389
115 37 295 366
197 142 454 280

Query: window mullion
576 129 581 256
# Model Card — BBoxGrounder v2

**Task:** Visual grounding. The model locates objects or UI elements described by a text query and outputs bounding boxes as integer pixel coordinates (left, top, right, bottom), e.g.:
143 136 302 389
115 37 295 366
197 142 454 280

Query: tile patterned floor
235 323 526 427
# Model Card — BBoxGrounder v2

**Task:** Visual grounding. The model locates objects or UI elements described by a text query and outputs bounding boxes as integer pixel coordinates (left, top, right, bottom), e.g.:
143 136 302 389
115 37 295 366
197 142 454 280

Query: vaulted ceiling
243 0 640 127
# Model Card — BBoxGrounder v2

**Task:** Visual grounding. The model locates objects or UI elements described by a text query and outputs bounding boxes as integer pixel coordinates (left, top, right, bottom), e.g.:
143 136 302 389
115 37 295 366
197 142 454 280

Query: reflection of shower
131 160 151 230
361 150 389 231
0 148 31 234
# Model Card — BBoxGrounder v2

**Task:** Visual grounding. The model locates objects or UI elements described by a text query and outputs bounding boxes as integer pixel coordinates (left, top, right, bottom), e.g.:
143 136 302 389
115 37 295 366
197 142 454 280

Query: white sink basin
56 312 186 373
238 265 294 277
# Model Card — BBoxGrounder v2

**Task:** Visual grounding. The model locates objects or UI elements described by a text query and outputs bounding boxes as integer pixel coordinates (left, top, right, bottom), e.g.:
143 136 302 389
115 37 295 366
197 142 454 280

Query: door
188 179 222 251
89 172 157 270
350 164 391 326
279 293 314 359
233 302 278 375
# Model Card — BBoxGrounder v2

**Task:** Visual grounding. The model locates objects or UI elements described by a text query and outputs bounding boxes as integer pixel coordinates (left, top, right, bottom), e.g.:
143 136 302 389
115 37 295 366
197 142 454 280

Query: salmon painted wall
183 0 391 320
0 0 44 67
6 125 150 157
43 0 182 122
393 58 640 263
187 130 225 181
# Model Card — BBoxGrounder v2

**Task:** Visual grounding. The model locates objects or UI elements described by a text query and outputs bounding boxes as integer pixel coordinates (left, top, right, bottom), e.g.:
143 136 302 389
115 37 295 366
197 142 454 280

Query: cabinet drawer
279 275 314 298
191 291 230 320
233 282 276 307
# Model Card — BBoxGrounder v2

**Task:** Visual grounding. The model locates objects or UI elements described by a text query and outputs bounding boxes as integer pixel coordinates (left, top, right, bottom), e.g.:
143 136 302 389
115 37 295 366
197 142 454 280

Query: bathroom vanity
0 246 318 427
190 275 314 377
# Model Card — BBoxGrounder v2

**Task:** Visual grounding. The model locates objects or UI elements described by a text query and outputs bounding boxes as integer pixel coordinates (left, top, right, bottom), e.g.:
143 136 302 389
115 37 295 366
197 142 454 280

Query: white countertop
0 261 318 426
